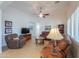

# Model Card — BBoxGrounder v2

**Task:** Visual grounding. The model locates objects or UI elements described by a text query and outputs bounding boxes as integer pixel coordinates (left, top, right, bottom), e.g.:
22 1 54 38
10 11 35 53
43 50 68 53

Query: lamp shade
47 28 64 40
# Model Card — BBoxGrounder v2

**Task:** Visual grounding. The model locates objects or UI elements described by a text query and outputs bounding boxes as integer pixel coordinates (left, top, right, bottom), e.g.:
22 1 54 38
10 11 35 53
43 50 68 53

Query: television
21 28 30 34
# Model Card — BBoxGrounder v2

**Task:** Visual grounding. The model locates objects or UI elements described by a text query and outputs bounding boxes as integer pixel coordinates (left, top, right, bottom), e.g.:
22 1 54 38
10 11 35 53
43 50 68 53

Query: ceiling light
39 13 43 18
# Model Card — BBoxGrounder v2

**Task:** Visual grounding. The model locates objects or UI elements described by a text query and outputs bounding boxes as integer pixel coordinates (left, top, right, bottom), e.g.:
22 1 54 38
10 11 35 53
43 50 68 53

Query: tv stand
22 33 31 41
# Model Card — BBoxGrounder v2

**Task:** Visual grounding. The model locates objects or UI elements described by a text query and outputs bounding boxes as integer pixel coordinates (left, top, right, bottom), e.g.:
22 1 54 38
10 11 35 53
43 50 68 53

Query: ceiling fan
38 7 49 18
34 1 60 18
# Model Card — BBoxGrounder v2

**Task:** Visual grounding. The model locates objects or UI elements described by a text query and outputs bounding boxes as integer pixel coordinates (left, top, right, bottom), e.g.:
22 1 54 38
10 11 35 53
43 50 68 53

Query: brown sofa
5 34 26 49
41 38 71 58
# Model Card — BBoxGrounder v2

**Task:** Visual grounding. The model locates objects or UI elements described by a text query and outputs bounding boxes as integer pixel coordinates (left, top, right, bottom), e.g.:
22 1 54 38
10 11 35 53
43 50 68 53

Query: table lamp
47 27 64 47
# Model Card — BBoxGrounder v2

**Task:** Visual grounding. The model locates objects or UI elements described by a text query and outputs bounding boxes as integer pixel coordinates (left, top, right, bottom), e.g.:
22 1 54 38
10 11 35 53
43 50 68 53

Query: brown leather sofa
5 34 26 49
41 38 71 58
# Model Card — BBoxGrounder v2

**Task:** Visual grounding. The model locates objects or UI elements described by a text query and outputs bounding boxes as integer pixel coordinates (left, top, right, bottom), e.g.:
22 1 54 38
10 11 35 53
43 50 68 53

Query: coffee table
35 37 44 44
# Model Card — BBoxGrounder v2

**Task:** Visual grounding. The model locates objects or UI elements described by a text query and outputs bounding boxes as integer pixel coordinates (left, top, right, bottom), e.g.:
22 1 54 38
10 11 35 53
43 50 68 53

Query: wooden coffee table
35 37 44 44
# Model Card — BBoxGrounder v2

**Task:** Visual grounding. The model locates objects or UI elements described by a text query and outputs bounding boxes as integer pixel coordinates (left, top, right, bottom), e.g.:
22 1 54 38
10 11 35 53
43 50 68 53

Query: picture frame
45 25 51 31
5 21 12 34
5 28 12 34
5 21 12 27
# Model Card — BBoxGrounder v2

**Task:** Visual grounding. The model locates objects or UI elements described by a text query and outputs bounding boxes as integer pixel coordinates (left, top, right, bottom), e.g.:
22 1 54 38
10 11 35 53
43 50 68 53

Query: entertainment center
22 33 31 41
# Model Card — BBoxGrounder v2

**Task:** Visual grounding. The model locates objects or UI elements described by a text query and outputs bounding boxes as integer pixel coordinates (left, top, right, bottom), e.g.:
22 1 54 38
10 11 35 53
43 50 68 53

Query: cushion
13 37 19 40
58 39 68 50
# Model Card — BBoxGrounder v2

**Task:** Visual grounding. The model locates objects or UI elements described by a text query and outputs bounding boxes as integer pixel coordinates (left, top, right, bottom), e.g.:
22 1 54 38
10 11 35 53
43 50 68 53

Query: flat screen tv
21 28 29 34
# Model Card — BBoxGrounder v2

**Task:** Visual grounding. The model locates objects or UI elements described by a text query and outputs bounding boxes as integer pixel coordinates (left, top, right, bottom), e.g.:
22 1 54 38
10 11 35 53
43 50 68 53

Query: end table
35 37 44 45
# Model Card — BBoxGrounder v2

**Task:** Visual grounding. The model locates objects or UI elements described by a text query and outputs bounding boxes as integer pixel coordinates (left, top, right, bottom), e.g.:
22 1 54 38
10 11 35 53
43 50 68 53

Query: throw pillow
13 37 19 40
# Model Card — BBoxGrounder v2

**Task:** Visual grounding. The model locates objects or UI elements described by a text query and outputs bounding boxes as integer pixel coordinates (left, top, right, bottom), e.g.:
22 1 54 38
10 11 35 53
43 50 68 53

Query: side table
35 37 44 45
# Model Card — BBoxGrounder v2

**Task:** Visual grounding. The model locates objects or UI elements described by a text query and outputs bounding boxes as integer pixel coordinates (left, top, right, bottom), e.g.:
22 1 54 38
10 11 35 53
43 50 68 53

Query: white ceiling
0 1 13 9
0 1 70 17
9 1 70 16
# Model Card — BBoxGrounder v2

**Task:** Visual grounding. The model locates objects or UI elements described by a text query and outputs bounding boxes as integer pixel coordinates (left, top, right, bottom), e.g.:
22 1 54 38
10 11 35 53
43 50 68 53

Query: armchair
5 34 25 49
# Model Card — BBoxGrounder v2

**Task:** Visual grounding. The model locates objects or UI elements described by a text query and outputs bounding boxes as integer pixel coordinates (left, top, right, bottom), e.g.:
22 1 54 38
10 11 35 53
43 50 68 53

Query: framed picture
5 28 12 34
5 21 12 34
5 21 12 27
45 25 51 31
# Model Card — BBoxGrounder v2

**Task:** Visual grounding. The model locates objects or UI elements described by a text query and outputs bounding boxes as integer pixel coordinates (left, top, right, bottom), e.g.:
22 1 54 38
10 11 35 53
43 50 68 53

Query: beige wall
67 2 79 18
67 1 79 58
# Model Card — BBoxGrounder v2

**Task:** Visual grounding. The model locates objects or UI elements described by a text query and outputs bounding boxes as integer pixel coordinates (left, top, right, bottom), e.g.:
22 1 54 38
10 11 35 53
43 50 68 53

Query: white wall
0 10 2 53
67 1 79 58
2 6 66 46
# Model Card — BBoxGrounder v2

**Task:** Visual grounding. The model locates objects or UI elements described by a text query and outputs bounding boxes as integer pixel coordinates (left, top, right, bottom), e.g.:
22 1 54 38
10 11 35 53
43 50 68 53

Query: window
67 18 71 36
71 13 75 38
74 9 78 41
67 6 79 43
75 7 79 42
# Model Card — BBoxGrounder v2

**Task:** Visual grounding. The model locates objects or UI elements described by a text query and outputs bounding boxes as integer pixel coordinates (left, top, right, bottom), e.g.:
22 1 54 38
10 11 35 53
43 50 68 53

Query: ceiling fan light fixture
39 13 43 18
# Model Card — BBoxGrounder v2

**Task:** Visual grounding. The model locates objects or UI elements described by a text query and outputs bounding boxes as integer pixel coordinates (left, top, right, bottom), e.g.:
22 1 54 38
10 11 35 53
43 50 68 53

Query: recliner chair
5 34 25 49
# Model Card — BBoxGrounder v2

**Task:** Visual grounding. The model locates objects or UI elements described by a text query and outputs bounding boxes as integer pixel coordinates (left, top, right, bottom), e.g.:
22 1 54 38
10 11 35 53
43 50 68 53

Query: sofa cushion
13 37 19 40
58 39 68 50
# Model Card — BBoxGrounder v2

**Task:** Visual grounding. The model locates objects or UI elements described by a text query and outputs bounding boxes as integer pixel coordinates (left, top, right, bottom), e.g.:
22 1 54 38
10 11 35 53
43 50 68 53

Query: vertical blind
67 6 79 43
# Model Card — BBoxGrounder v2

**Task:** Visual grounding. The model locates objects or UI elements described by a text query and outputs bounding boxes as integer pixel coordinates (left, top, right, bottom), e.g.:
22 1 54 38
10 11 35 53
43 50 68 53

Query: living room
0 1 79 58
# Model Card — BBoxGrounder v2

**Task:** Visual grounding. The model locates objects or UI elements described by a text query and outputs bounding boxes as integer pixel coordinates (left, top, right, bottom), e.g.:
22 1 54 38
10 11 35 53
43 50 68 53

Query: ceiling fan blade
43 13 49 16
55 1 60 4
